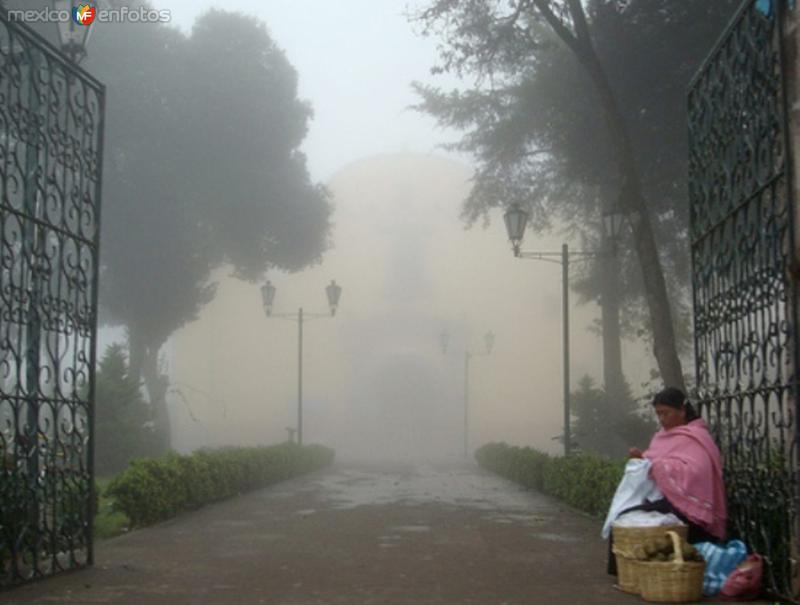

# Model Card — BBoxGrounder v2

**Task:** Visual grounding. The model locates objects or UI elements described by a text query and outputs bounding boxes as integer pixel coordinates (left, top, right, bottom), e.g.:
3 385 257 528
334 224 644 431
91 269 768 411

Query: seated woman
607 386 727 575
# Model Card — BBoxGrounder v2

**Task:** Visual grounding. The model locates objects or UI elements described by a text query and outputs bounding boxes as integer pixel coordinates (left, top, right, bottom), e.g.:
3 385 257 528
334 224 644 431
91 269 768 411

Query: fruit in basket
643 537 672 557
636 533 715 563
654 536 672 554
633 544 648 561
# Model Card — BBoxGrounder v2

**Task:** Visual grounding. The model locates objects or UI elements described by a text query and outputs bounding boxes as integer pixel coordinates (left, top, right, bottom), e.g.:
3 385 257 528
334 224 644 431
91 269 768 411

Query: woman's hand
628 447 643 459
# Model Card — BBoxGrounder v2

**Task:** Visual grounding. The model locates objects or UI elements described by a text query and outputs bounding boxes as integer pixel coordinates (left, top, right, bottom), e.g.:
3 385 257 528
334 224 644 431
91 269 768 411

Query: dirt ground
4 462 775 605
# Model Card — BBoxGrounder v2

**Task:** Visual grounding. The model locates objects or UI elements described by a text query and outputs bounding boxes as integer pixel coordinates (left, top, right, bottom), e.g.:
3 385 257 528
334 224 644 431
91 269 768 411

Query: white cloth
601 458 663 539
612 510 683 528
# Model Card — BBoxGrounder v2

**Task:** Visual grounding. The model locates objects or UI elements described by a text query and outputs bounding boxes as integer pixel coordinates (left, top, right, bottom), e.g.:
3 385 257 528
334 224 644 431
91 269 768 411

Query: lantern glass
602 207 625 241
53 0 93 60
484 331 495 354
439 330 450 355
326 280 342 316
261 281 276 316
503 204 529 253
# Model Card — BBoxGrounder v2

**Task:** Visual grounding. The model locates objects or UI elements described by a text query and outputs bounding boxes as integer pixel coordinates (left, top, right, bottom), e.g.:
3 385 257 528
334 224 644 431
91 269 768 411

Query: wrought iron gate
0 10 104 589
689 0 798 600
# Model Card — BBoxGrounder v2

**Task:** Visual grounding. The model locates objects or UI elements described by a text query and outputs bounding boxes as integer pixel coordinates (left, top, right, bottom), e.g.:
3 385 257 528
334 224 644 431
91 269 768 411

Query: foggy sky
149 0 466 182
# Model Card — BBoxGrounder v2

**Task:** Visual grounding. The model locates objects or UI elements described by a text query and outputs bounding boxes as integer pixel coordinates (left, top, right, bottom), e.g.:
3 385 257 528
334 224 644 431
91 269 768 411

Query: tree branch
565 0 592 47
521 147 553 158
530 0 581 55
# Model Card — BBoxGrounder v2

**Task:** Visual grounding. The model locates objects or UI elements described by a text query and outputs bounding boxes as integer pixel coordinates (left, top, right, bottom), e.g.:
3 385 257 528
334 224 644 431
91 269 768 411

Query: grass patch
94 476 130 539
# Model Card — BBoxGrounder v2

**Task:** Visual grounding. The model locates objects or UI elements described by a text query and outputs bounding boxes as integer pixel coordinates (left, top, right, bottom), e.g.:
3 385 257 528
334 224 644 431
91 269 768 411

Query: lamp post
261 279 342 446
503 203 624 456
440 329 495 458
52 0 94 63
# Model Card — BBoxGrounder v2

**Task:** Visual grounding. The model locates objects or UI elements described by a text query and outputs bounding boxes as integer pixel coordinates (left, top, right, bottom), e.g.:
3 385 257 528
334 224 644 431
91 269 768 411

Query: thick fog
152 0 466 181
70 0 667 462
167 154 655 461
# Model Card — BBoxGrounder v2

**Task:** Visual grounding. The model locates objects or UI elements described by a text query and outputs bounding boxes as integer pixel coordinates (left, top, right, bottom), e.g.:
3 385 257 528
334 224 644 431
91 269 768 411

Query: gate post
783 4 800 598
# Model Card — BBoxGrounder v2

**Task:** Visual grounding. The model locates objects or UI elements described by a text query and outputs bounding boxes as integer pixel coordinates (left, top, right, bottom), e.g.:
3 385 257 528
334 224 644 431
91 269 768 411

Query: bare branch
565 0 592 47
530 0 582 56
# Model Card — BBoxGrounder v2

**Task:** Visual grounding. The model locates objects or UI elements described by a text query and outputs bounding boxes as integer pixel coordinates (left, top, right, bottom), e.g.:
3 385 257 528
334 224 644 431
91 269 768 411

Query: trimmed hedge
476 442 624 516
106 443 334 527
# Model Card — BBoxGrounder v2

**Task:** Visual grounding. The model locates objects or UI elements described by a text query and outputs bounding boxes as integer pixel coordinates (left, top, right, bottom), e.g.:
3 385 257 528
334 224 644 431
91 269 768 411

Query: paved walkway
5 462 772 604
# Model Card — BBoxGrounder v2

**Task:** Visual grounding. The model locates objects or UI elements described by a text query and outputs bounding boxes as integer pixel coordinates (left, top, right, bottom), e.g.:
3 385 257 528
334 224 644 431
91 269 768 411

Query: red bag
719 554 763 600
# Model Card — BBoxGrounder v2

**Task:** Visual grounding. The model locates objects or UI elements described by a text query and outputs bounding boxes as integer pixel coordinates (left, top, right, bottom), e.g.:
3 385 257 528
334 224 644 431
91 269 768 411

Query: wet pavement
4 461 773 604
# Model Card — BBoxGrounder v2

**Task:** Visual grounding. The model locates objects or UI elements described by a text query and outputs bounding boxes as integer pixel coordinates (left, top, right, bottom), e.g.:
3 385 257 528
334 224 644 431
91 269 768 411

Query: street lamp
503 204 529 258
503 203 618 456
52 0 94 63
440 329 495 459
602 207 626 248
439 330 450 355
261 279 342 446
326 280 342 316
484 331 495 354
260 280 276 316
600 206 626 405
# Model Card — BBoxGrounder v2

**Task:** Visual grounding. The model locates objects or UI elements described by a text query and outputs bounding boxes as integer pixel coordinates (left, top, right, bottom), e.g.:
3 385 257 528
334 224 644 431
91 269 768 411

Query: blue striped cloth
693 540 748 596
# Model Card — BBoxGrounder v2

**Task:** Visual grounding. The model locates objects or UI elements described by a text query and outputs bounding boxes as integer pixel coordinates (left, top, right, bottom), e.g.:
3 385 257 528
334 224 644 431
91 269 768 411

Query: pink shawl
643 418 727 539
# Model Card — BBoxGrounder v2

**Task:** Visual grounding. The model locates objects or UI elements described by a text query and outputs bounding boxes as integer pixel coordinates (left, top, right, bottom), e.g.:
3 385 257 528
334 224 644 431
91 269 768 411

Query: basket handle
666 530 684 564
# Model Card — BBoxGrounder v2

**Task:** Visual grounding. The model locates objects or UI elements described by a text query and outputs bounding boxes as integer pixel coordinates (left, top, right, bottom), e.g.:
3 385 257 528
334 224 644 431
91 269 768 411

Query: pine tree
94 344 159 475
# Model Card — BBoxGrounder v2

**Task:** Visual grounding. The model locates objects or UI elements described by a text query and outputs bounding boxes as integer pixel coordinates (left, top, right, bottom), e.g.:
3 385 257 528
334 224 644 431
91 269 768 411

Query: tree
570 374 656 458
93 344 157 475
5 0 332 447
90 8 331 448
411 0 738 389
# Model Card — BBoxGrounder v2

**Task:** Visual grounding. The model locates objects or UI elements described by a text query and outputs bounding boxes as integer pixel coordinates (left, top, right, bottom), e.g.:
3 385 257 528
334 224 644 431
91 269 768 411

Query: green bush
571 375 657 459
725 449 795 592
476 442 624 517
94 478 130 539
106 443 333 527
94 344 162 475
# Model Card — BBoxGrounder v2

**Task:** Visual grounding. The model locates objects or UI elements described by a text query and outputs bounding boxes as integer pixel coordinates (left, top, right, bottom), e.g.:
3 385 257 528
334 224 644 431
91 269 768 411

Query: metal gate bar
688 0 798 600
0 8 104 589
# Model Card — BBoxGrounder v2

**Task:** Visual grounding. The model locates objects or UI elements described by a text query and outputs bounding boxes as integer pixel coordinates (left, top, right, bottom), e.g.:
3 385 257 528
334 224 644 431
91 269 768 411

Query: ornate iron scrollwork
689 0 798 600
0 10 104 589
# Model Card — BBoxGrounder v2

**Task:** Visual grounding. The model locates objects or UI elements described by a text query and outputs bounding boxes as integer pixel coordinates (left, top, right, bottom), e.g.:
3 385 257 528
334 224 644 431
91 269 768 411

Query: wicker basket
637 530 706 603
611 523 688 595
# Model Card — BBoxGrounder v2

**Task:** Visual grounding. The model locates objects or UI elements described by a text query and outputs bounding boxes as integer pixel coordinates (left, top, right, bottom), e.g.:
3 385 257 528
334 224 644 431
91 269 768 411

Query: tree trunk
627 194 686 391
600 239 625 400
127 324 171 451
141 342 170 451
127 327 145 386
561 1 687 391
